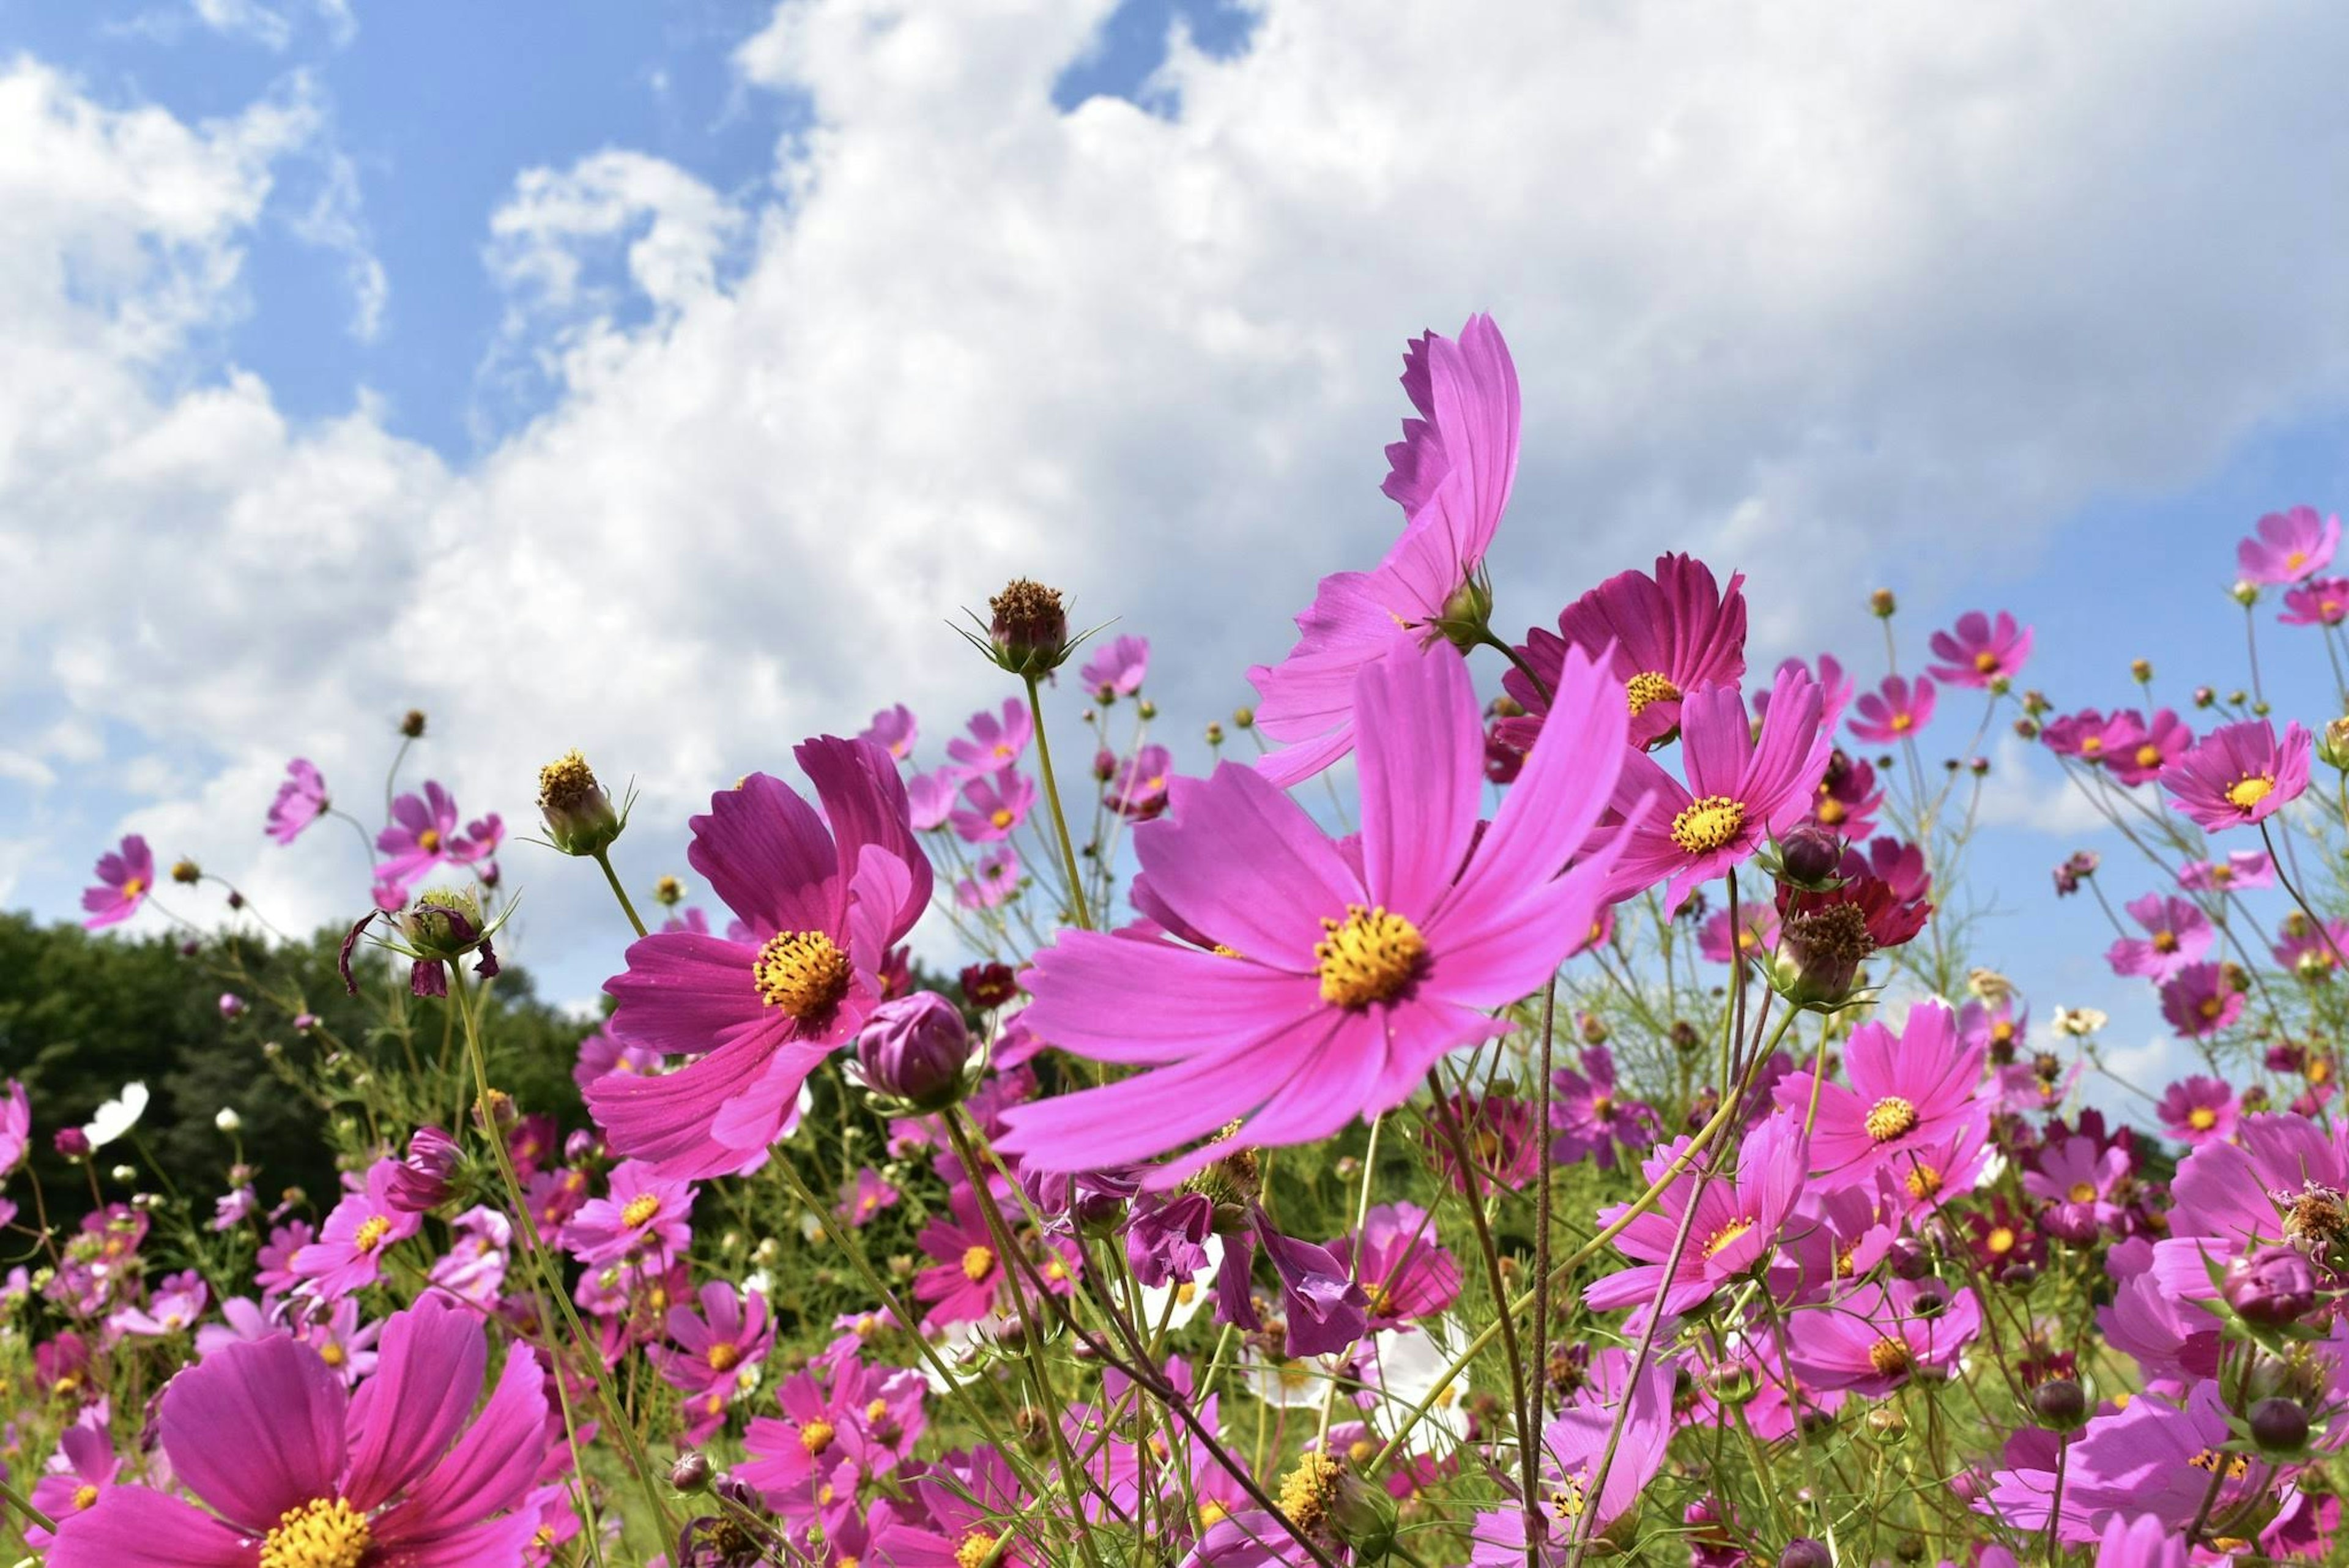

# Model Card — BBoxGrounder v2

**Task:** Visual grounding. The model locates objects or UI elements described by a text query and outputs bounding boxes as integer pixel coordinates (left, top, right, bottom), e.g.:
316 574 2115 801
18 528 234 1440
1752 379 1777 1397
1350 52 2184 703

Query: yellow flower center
418 828 442 853
2151 930 2178 953
801 1419 836 1455
319 1341 346 1369
1890 712 1913 733
1669 795 1747 856
1972 650 2000 674
621 1192 662 1228
2188 1105 2218 1131
1863 1096 1919 1143
2079 735 2101 755
1625 671 1682 716
867 1397 890 1423
1991 1020 2015 1044
2288 549 2310 570
957 1531 1001 1568
962 1244 995 1282
2067 1181 2098 1204
1868 1338 1913 1378
259 1497 373 1568
1313 905 1428 1008
989 808 1014 830
708 1342 742 1373
1701 1217 1754 1260
2227 775 2276 811
2189 1449 2252 1480
72 1484 98 1510
1987 1226 2016 1255
752 930 853 1021
121 876 147 900
1816 795 1846 826
1905 1164 1944 1200
2136 743 2162 769
352 1215 392 1254
2198 995 2225 1020
1277 1453 1345 1534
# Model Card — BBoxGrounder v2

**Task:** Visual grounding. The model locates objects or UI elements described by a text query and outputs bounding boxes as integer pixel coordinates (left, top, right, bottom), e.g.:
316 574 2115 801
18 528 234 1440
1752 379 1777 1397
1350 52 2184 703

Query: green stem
1024 673 1094 931
593 848 650 940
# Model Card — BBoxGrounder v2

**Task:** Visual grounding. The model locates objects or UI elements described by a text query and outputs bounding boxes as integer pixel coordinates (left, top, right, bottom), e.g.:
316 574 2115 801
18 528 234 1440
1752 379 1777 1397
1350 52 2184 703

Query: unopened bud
400 708 428 738
1779 1541 1833 1568
980 578 1073 678
2232 579 2262 607
2252 1398 2310 1454
215 1108 242 1134
2224 1245 2318 1328
387 1125 459 1213
2131 658 2152 683
1233 707 1255 730
670 1452 711 1492
2030 1378 2087 1431
1869 589 1897 618
855 992 976 1112
536 751 624 856
653 875 685 907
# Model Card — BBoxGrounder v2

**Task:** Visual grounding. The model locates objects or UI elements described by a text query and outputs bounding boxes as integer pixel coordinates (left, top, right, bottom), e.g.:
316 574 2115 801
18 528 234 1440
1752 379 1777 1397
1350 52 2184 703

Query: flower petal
161 1332 347 1536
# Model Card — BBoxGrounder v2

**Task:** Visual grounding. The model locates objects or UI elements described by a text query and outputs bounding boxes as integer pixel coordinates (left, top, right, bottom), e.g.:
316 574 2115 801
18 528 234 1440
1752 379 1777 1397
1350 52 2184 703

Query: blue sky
4 0 2349 1109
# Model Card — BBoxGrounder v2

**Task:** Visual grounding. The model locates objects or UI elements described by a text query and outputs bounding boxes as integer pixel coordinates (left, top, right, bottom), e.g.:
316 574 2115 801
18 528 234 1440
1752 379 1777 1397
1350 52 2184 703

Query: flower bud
855 992 975 1112
2232 579 2262 606
293 1013 319 1033
2194 685 2217 708
981 578 1072 678
172 858 201 885
536 751 623 856
1885 1238 1932 1280
387 1126 459 1214
2131 658 2153 683
215 1108 241 1134
1233 706 1255 729
2252 1398 2309 1454
1869 589 1897 618
1779 1541 1833 1568
218 992 246 1020
1204 722 1225 746
54 1128 89 1159
2030 1378 2087 1431
109 1164 136 1183
670 1452 711 1493
654 875 685 907
1776 823 1844 888
2224 1244 2319 1328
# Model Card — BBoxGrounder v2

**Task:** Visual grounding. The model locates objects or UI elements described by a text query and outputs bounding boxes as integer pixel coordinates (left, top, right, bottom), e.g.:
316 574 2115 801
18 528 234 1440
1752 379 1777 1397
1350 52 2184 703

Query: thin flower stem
1529 977 1559 1564
1024 672 1094 931
0 1473 56 1535
2262 820 2349 973
1475 628 1553 705
1426 1072 1534 1511
592 847 650 940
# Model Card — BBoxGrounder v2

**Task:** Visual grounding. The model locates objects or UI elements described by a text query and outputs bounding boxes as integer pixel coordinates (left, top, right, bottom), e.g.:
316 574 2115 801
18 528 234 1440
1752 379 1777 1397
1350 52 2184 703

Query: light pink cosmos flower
1507 552 1747 754
1584 1113 1806 1330
906 767 956 831
2239 504 2341 584
27 1424 117 1548
949 769 1036 844
572 1025 662 1092
1080 634 1149 700
1328 1202 1460 1329
1698 901 1779 965
650 1279 773 1399
2282 575 2349 626
1603 664 1831 915
1787 1277 1980 1395
266 759 329 844
291 1159 420 1302
45 1296 551 1568
1249 315 1518 788
563 1158 694 1269
374 781 462 886
0 1079 27 1173
2180 849 2274 892
1847 673 1934 746
1759 652 1852 732
2161 718 2310 832
2040 707 2125 762
1466 1354 1677 1558
998 640 1627 1183
2155 1076 2238 1146
585 737 930 1180
2275 913 2349 978
2103 708 2194 786
2159 962 2243 1039
946 699 1032 777
956 845 1021 910
836 1165 900 1227
1105 744 1172 820
81 834 154 929
858 704 917 762
2106 892 2213 981
1775 1000 1987 1186
109 1269 208 1338
1926 610 2033 689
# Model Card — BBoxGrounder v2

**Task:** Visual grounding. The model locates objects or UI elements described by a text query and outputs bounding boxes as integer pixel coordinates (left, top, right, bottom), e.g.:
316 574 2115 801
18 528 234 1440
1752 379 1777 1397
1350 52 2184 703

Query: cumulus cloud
8 1 2349 1003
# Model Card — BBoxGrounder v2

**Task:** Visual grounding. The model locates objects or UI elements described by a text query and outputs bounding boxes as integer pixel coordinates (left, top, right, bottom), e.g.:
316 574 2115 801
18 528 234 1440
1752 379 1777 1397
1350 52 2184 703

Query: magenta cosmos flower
1603 664 1831 914
2156 1076 2238 1146
81 834 154 929
1847 673 1934 746
1775 1000 1987 1186
1504 552 1748 753
1080 633 1149 700
46 1295 551 1568
998 639 1625 1183
949 769 1034 844
1549 1045 1657 1170
650 1279 773 1399
2282 576 2349 626
946 699 1031 776
2106 892 2213 981
1926 609 2033 689
584 737 932 1180
2159 962 2243 1040
562 1158 695 1268
291 1159 420 1302
2239 504 2341 584
1786 1277 1980 1395
2180 849 2273 892
2104 708 2194 787
1584 1112 1806 1328
1329 1202 1460 1329
856 704 916 762
374 781 461 886
2162 718 2310 832
267 759 330 844
1249 315 1518 787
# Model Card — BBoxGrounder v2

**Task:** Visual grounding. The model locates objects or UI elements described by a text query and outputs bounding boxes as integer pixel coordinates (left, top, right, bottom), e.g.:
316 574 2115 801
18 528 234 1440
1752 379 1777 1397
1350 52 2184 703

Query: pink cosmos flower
266 759 330 844
374 781 461 886
81 834 154 929
2181 849 2273 892
2094 1512 2190 1568
1775 1000 1987 1184
858 704 918 761
449 813 502 868
651 1279 773 1400
946 698 1033 776
836 1165 900 1226
956 845 1022 910
2156 1076 2238 1146
28 1424 117 1548
45 1296 551 1568
2040 707 2125 762
1603 664 1831 914
949 769 1036 844
2159 962 2243 1040
1956 997 2028 1059
1810 749 1882 838
291 1159 420 1302
1698 901 1779 964
2024 1134 2131 1239
2106 893 2213 981
2282 575 2349 626
572 1026 662 1092
1505 552 1748 752
913 1182 1077 1328
2161 718 2311 832
2239 504 2341 584
1760 652 1852 732
0 1078 28 1173
906 768 956 831
1249 315 1518 787
998 640 1627 1182
1787 1277 1980 1395
585 737 931 1180
1466 1355 1676 1558
427 1206 509 1305
563 1158 694 1268
1549 1046 1658 1171
2104 708 2195 786
1329 1203 1460 1329
2273 913 2349 978
1080 634 1149 700
1926 609 2033 689
109 1268 208 1337
1848 673 1935 746
1105 745 1173 820
1584 1112 1806 1329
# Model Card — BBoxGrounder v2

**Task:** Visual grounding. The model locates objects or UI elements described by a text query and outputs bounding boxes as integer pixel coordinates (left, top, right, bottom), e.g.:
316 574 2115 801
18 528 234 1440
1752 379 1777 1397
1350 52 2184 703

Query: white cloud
10 1 2349 1001
191 0 294 51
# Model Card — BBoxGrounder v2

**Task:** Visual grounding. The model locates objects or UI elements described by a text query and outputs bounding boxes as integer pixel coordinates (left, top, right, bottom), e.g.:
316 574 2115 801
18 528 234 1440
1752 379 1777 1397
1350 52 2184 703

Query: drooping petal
160 1333 347 1536
585 1035 788 1179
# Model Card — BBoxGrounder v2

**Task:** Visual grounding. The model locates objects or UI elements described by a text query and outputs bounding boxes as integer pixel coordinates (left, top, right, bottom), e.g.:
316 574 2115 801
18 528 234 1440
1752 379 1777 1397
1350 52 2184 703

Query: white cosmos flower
85 1082 149 1149
1362 1318 1474 1441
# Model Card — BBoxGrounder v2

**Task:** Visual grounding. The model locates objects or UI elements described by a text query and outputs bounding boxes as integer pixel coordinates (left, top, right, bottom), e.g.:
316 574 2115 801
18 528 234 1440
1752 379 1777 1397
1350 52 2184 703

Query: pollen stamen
1669 795 1747 856
752 930 853 1021
1863 1095 1919 1143
1314 905 1428 1008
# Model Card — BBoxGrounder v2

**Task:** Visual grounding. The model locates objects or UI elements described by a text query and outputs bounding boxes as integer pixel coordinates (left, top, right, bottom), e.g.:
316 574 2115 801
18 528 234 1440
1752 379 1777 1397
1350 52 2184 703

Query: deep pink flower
1775 1000 1986 1184
2273 912 2349 978
1506 552 1748 752
650 1279 773 1399
2104 708 2195 787
572 1026 661 1093
291 1159 420 1302
1584 1112 1806 1328
1467 1354 1676 1557
2024 1134 2131 1239
2156 1076 2238 1146
81 834 154 929
998 641 1626 1182
2282 575 2349 626
0 1078 27 1173
2240 505 2341 584
945 698 1033 776
585 737 931 1179
1761 653 1852 732
2041 707 2125 762
2106 892 2213 981
1698 901 1778 964
1848 673 1935 746
2161 718 2311 832
858 704 917 762
1842 836 1930 905
1081 634 1149 700
913 1181 1076 1328
1926 609 2033 689
1249 315 1518 787
46 1296 551 1568
374 781 460 886
1603 664 1831 913
2045 1381 2262 1542
1787 1277 1980 1395
2159 962 2243 1040
1549 1046 1658 1170
266 759 330 845
2180 849 2274 892
950 768 1036 844
449 813 502 867
1810 750 1883 838
562 1158 694 1268
1105 744 1172 820
1956 996 2028 1059
1329 1202 1460 1329
836 1165 900 1227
